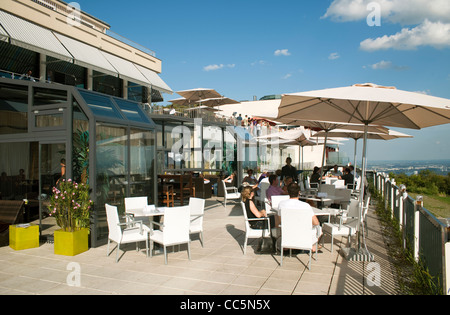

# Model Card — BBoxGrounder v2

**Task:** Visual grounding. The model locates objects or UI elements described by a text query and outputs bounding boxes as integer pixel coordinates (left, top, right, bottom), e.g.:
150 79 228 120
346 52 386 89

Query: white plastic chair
188 197 205 246
257 181 270 206
270 195 290 211
240 201 271 255
334 179 346 188
124 196 148 213
149 206 191 264
222 180 240 208
105 203 150 263
280 208 319 270
321 198 360 252
124 196 148 222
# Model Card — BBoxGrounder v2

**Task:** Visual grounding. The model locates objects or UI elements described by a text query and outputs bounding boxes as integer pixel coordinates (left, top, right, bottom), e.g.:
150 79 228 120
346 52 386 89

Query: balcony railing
29 0 156 57
372 171 450 294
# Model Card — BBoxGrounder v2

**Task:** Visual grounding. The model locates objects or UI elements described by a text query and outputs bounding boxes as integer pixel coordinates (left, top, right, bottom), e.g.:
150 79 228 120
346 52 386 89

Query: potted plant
48 179 92 256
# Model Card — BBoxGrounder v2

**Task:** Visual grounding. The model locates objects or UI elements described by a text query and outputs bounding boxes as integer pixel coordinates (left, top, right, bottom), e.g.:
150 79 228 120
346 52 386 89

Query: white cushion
322 223 356 236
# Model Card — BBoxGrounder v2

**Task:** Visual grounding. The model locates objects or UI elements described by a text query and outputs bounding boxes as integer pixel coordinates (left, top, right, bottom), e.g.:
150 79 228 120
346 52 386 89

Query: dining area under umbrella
276 83 450 261
312 128 413 172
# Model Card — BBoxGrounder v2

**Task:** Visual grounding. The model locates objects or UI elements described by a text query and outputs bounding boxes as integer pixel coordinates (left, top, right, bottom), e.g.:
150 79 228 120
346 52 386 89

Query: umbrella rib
325 99 365 124
278 98 323 119
345 99 365 123
371 103 422 129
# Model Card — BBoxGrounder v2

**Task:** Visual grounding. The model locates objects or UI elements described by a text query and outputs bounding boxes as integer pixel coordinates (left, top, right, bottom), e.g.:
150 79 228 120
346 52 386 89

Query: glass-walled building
0 78 157 246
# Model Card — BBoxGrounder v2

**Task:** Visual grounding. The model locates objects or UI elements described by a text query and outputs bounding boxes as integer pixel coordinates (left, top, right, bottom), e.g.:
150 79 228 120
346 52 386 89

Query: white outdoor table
126 206 166 234
270 205 331 223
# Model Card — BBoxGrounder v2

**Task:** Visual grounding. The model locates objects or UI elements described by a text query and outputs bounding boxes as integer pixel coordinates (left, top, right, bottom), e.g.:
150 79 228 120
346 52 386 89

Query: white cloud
282 73 292 79
360 20 450 51
364 60 409 70
203 64 235 71
323 0 450 24
328 52 340 60
274 49 291 56
251 60 267 66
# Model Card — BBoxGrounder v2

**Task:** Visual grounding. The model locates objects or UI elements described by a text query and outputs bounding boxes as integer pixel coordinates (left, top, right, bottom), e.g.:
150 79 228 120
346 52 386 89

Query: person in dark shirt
310 166 322 185
340 167 354 188
281 157 297 183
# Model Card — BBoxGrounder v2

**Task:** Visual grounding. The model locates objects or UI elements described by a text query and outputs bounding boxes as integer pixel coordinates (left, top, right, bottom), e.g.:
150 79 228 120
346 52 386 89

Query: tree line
390 170 450 196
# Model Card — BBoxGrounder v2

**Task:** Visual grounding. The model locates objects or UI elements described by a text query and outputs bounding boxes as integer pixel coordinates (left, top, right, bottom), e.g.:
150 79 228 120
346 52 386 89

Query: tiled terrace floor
0 197 400 295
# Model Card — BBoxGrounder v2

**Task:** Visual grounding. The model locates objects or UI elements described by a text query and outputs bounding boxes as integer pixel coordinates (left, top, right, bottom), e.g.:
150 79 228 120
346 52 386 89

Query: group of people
241 180 322 253
235 162 362 253
310 164 358 188
234 114 273 137
237 157 323 253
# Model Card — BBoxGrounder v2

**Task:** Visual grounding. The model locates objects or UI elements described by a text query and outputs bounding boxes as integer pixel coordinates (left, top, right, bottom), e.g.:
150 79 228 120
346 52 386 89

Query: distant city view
367 159 450 176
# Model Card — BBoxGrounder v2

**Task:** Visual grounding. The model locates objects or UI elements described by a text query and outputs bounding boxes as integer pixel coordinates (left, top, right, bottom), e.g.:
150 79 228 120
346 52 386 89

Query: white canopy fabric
100 51 150 87
278 83 450 129
0 23 8 43
176 88 222 101
53 32 118 77
313 128 413 141
196 97 239 107
169 97 193 106
0 10 73 62
134 64 173 94
217 99 281 120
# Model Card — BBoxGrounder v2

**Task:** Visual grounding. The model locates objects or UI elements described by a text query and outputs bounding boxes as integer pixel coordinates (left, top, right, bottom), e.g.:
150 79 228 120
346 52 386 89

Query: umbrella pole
343 123 374 261
319 131 328 191
353 139 358 188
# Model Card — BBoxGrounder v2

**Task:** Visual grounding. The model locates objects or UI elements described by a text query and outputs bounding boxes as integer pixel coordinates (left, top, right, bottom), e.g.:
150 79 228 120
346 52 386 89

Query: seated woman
223 171 236 185
241 186 274 230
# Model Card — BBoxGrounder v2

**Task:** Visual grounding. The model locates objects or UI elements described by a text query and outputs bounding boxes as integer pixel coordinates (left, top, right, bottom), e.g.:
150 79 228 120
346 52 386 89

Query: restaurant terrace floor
0 196 400 295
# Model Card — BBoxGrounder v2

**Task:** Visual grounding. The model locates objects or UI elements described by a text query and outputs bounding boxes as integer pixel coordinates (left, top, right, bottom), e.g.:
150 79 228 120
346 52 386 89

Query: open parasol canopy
176 88 222 101
277 83 450 260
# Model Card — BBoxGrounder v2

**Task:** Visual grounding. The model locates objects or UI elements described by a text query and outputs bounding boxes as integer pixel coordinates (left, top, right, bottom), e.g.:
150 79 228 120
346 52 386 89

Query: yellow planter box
9 224 39 250
54 229 89 256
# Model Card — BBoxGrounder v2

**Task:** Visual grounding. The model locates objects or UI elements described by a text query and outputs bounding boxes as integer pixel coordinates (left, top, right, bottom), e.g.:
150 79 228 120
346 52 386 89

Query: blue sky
75 0 450 162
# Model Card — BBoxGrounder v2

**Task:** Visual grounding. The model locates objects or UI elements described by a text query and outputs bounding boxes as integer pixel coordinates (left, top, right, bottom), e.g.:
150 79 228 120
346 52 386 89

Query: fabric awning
0 10 73 62
0 23 8 43
53 32 118 77
100 50 150 87
135 64 173 94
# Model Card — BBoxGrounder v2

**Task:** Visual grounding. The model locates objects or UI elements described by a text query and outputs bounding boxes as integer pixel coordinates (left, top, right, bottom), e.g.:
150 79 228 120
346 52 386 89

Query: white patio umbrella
277 83 450 260
168 97 193 106
195 97 239 107
176 88 222 101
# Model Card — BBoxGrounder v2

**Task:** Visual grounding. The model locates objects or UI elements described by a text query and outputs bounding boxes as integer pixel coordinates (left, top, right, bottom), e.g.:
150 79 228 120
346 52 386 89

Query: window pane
94 124 127 240
130 129 155 203
0 83 28 134
113 98 150 123
203 125 223 170
72 98 89 185
92 70 121 97
79 90 123 120
33 87 67 106
35 113 63 127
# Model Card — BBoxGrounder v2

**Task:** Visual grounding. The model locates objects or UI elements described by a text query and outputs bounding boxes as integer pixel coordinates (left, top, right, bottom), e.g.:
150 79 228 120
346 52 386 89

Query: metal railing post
414 196 423 262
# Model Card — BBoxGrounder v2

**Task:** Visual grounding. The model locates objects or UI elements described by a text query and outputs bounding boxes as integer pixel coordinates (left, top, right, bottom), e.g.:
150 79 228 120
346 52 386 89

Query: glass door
39 142 66 241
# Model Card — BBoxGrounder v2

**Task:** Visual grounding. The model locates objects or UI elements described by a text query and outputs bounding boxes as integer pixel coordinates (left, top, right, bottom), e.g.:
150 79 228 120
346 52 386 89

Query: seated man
266 174 287 202
340 167 354 188
328 165 342 178
278 183 322 252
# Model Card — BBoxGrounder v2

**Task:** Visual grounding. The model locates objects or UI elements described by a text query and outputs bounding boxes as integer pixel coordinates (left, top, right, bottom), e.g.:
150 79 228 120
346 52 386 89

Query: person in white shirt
278 183 322 252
